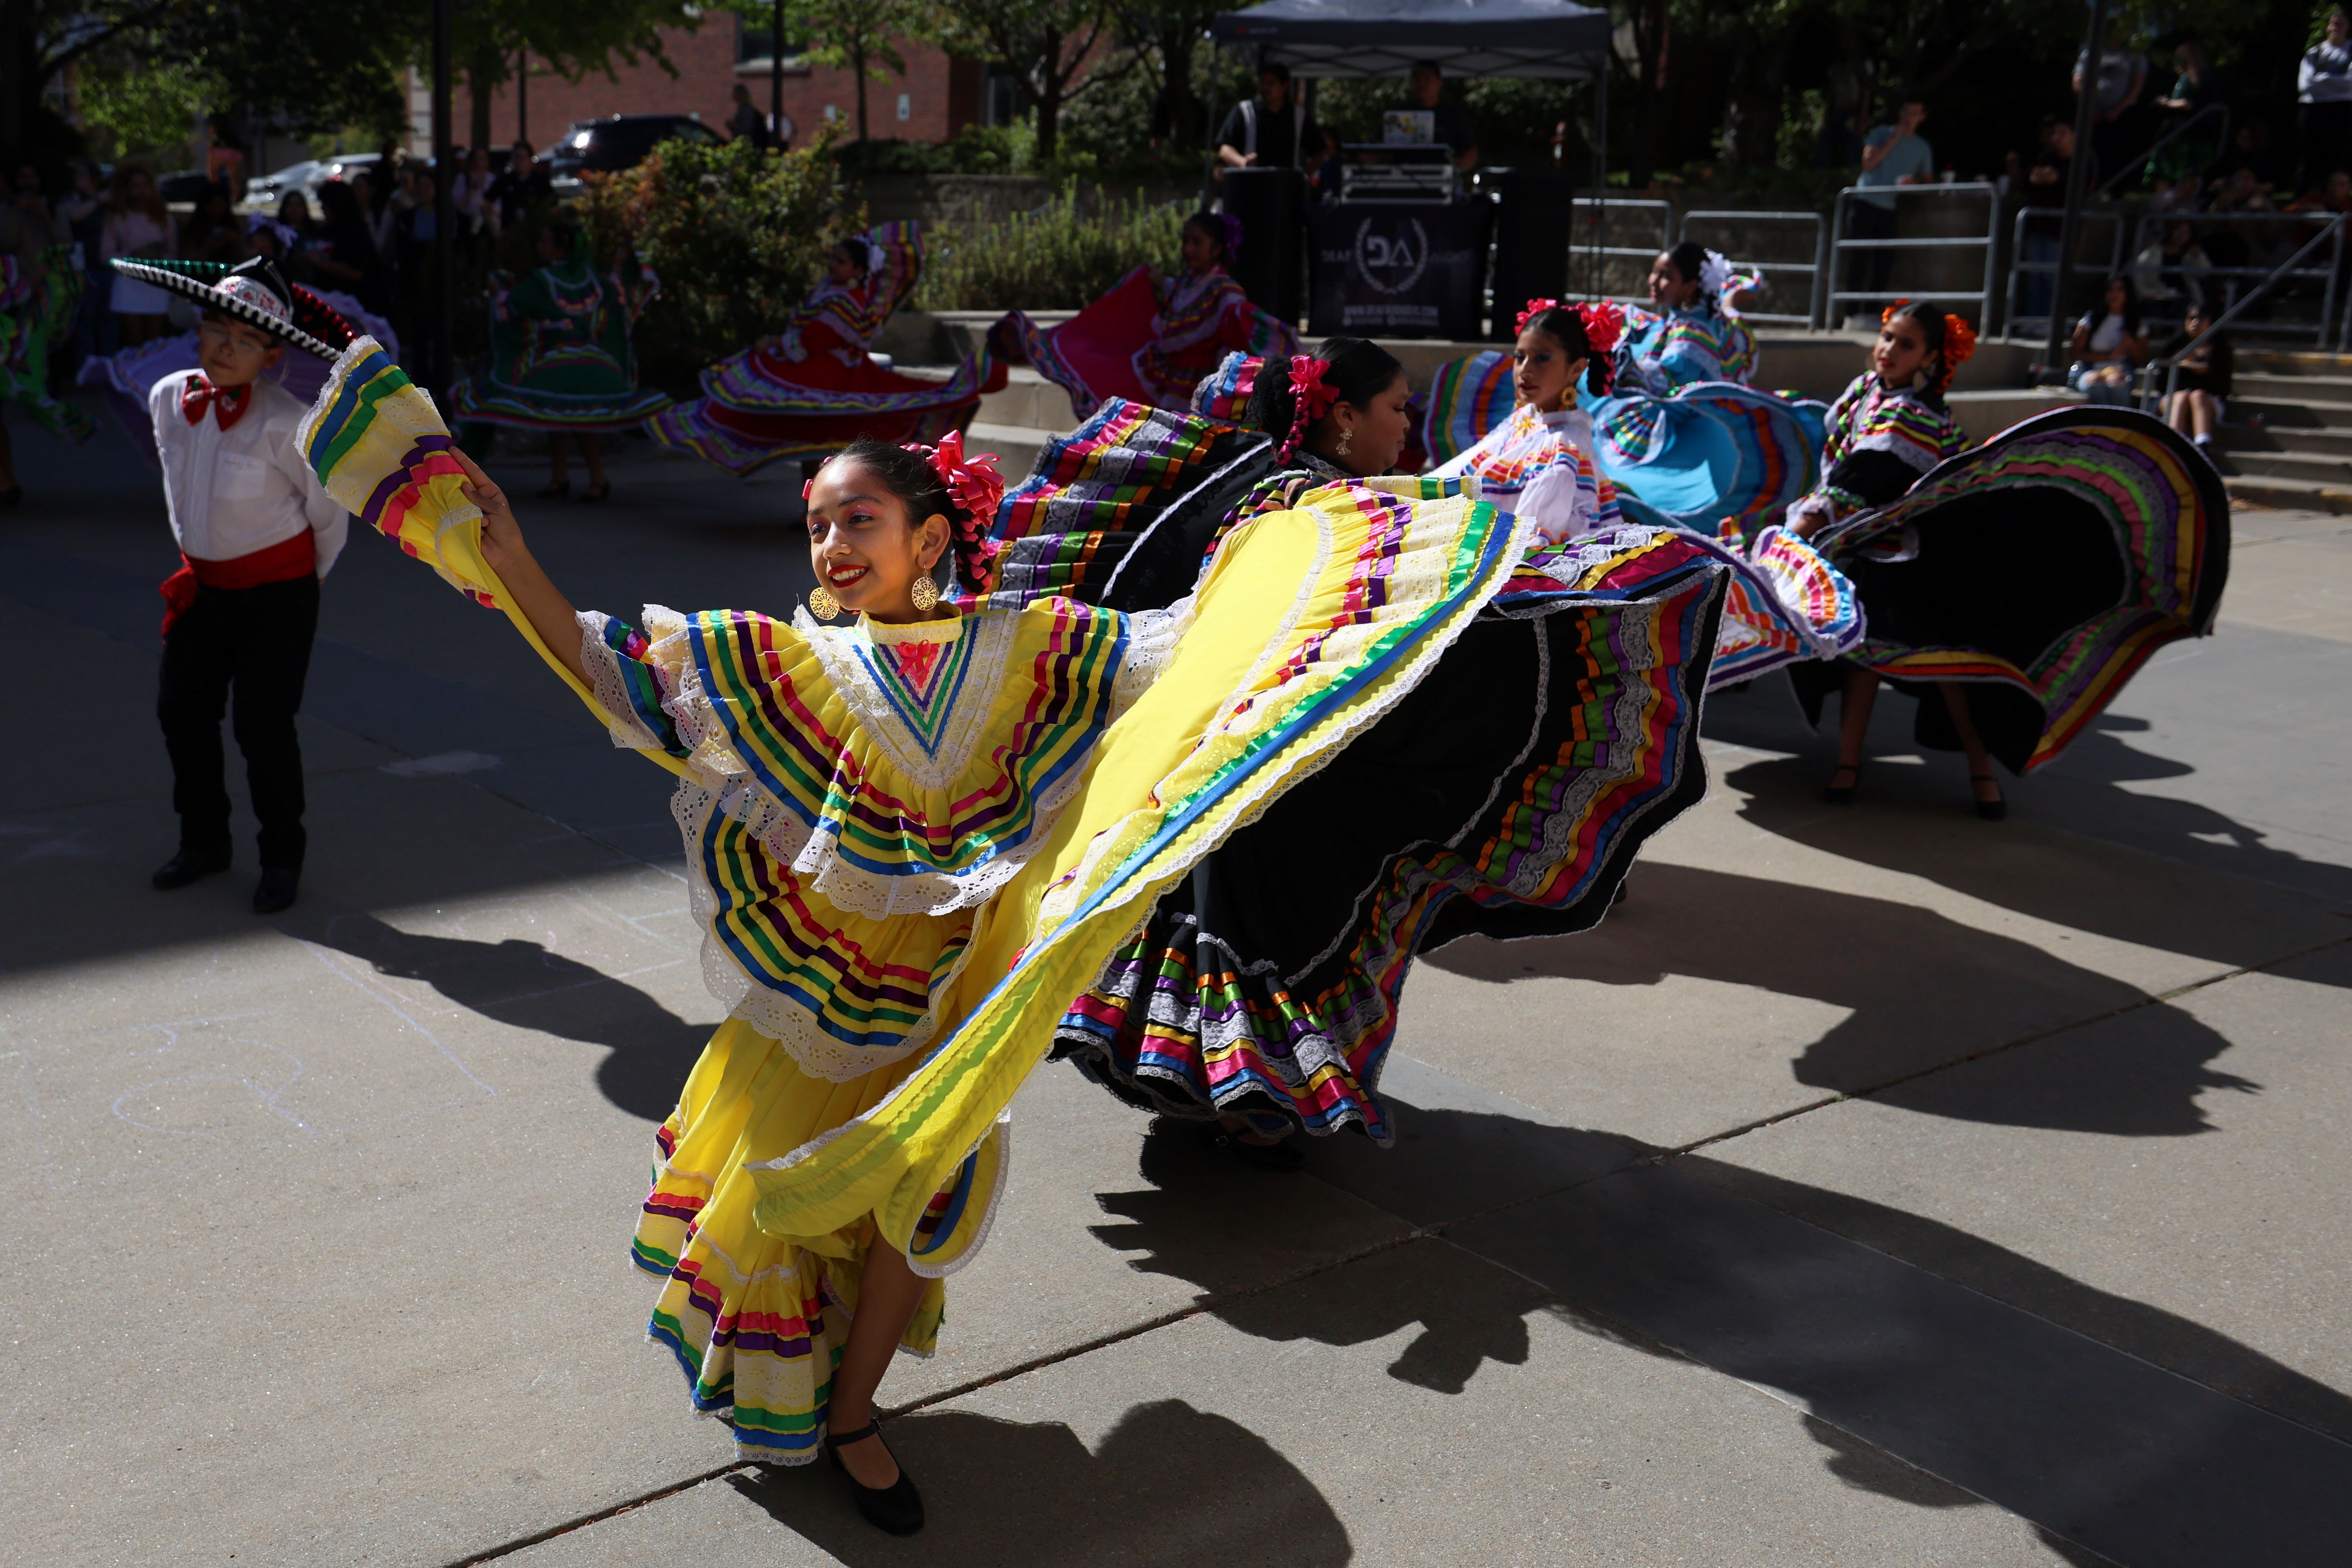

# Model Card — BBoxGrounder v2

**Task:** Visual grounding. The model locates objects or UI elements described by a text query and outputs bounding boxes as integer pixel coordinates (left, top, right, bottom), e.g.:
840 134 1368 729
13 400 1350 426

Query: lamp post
2042 0 2110 383
771 0 785 150
433 0 455 404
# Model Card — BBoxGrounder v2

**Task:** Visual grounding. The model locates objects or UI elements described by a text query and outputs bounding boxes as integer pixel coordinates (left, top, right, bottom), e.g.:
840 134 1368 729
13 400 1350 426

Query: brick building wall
425 16 980 155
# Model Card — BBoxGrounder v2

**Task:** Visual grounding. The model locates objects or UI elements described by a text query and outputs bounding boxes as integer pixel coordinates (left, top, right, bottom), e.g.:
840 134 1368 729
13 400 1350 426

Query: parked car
542 114 720 196
246 158 325 211
324 152 381 185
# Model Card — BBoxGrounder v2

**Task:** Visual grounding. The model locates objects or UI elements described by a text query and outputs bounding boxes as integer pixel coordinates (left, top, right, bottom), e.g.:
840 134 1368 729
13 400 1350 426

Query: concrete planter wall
859 175 1057 231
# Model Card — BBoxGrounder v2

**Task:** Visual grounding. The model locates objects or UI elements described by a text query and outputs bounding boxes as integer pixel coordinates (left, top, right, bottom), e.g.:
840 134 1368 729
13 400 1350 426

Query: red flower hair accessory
904 429 1006 587
1280 356 1337 460
1514 297 1561 334
1577 300 1625 358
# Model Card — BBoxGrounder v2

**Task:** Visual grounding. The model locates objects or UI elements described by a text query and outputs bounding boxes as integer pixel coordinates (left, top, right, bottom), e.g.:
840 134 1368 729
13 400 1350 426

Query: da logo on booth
1352 216 1430 296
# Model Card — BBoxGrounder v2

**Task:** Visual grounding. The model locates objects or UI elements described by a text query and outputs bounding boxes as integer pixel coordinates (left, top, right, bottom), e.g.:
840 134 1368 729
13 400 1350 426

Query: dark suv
542 114 722 195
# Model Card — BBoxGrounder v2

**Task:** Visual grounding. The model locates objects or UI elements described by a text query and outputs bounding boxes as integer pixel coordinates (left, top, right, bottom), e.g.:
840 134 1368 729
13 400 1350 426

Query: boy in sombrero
111 254 359 913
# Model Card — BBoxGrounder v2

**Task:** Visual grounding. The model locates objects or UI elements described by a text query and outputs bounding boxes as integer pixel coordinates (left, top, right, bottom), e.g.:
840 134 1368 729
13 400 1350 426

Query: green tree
791 0 930 142
939 0 1138 161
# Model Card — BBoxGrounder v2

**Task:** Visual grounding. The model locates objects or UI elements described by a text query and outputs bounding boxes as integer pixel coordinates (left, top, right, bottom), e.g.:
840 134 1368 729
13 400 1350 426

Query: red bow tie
182 375 254 431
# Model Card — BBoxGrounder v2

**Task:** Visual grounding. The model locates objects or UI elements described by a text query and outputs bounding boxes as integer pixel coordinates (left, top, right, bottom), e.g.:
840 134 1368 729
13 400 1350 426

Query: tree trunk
1034 25 1064 160
1720 32 1789 169
852 37 870 140
1624 0 1669 188
1156 26 1199 147
467 47 502 156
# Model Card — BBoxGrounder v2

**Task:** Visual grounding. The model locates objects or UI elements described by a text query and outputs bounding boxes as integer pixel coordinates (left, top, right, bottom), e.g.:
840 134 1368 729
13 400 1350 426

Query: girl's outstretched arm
453 447 588 689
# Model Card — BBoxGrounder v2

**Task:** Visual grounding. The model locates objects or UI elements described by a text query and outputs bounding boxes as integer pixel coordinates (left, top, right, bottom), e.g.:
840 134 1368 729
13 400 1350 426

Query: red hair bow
1577 300 1625 358
1281 357 1336 460
1514 297 1561 334
905 429 1006 586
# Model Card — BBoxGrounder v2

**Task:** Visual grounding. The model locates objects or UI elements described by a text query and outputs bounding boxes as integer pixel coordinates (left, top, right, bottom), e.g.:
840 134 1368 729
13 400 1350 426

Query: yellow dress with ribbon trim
296 336 1542 1460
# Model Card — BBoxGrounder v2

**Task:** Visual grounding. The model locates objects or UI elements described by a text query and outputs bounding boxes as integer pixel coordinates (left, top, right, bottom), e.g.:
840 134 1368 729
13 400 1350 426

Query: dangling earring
807 583 841 620
1336 425 1354 458
910 571 940 612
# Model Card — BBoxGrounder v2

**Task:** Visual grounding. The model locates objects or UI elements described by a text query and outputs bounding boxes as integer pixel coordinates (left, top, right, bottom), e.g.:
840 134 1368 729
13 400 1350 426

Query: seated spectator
2133 219 2212 315
2069 274 2147 404
2156 301 2231 455
2151 170 2206 212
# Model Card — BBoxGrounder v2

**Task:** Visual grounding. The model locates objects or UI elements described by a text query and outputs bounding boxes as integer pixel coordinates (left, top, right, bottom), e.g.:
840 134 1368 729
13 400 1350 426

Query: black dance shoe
1201 1124 1305 1172
1970 773 2008 822
152 845 232 890
825 1421 924 1535
1822 763 1862 805
253 866 301 914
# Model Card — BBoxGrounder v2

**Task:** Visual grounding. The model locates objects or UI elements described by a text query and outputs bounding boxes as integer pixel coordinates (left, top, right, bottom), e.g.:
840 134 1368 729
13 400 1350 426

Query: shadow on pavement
1425 863 2259 1134
304 912 705 1120
1090 1097 2352 1564
726 1402 1351 1565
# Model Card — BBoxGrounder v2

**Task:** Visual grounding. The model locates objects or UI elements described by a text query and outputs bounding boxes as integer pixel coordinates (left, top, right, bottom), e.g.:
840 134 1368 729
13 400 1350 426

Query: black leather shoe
152 845 231 890
824 1421 923 1535
1199 1123 1305 1171
253 866 301 914
1970 773 2008 822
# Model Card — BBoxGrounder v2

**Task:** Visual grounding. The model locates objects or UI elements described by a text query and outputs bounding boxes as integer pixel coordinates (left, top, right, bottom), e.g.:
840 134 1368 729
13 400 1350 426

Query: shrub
572 134 856 395
915 182 1187 312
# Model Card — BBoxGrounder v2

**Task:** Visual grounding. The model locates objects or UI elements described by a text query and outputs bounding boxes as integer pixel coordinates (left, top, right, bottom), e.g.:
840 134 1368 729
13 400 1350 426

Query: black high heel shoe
1822 762 1862 805
825 1420 924 1535
1199 1122 1304 1171
1970 772 2008 822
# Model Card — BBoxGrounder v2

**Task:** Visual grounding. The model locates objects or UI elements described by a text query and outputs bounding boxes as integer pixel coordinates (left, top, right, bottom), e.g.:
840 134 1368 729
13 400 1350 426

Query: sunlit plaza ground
5 413 2350 1566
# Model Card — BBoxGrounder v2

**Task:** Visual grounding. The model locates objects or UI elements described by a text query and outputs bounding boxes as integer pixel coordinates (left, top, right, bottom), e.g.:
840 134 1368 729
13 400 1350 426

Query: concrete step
2223 396 2352 429
2232 349 2352 376
2218 446 2352 482
2224 471 2352 512
2221 421 2352 456
964 420 1053 480
979 369 1084 432
2228 370 2352 401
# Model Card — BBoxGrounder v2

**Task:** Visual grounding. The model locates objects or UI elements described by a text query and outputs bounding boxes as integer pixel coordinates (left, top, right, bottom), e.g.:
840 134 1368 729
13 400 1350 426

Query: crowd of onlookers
2 142 557 390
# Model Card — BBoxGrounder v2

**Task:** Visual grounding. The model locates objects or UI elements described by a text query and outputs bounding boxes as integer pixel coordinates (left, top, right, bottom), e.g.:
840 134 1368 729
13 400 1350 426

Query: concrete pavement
2 405 2347 1566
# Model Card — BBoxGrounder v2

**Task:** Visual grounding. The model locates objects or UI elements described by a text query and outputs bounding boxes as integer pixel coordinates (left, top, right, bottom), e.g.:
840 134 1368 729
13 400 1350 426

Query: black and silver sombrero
108 255 358 362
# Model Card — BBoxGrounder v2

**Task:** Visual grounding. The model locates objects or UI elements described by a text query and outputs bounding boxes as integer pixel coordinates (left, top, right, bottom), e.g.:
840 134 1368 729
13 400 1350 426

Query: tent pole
1592 55 1608 297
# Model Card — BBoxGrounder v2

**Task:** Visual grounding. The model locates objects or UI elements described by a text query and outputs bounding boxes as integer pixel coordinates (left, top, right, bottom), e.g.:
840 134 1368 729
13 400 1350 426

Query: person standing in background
57 160 109 363
101 162 175 347
1848 97 1931 316
729 84 768 148
1216 64 1326 177
2299 10 2352 195
2075 21 2149 182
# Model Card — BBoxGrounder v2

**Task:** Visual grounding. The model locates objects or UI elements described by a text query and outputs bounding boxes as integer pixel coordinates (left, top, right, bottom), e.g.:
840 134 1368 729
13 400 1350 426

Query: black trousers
1845 200 1899 313
157 575 319 868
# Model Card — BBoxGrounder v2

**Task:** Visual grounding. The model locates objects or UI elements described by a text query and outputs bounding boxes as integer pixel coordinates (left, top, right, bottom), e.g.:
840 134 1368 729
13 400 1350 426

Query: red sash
159 531 318 636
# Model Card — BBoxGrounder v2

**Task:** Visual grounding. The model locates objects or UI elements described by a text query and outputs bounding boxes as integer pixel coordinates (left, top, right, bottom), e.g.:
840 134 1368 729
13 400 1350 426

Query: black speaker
1486 169 1576 340
1221 167 1307 327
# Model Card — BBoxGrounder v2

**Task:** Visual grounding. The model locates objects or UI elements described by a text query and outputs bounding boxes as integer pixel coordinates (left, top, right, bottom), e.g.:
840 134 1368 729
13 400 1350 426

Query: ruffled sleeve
578 609 691 756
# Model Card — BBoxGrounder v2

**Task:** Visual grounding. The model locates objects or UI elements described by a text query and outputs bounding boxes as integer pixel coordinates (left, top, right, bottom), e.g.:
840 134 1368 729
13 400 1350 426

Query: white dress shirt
149 369 349 576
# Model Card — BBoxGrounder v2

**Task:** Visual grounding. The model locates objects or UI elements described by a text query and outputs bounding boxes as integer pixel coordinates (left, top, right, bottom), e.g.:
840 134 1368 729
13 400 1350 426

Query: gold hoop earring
910 572 940 612
807 583 841 620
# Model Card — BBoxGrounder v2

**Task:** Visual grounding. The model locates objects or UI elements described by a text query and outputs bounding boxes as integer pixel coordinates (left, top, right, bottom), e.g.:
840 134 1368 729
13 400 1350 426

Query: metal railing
1571 196 1673 304
2005 206 2127 343
1678 209 1828 327
2098 103 2230 200
2129 209 2347 347
2137 212 2348 410
1826 183 2002 330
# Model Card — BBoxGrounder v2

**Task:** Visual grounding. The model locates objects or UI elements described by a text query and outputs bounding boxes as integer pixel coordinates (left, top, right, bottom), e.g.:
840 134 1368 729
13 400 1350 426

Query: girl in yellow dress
294 330 1729 1537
